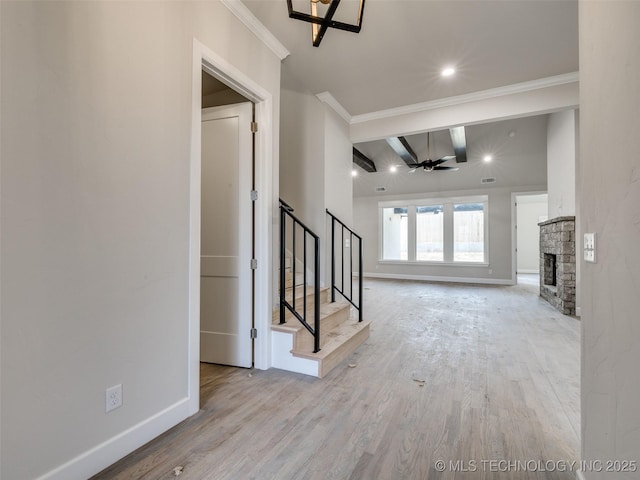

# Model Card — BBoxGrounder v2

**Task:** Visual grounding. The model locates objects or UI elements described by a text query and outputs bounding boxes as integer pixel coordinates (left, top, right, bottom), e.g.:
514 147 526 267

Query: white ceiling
353 115 549 197
243 0 578 117
242 1 577 198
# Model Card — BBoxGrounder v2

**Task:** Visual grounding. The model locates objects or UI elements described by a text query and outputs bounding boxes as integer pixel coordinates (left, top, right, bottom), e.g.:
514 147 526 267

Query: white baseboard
517 269 539 274
363 272 513 286
36 398 192 480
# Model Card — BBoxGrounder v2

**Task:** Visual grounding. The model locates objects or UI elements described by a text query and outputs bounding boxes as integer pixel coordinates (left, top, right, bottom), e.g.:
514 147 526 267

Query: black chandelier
287 0 366 47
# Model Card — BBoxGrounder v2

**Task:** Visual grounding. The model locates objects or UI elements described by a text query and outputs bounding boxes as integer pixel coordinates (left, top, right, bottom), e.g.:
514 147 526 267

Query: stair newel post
314 235 321 353
341 224 345 296
358 236 363 323
292 223 296 312
350 231 353 299
303 234 307 323
330 214 335 303
279 206 286 325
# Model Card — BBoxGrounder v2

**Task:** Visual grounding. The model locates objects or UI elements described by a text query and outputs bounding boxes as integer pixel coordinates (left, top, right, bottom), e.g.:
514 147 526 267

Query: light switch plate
584 233 596 263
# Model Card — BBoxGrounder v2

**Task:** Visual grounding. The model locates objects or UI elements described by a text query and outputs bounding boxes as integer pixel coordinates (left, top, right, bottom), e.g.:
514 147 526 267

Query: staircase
271 200 370 378
272 272 371 378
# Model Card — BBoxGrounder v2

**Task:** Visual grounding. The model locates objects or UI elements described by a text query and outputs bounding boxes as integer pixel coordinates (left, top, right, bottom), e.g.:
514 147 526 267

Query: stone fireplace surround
539 216 576 315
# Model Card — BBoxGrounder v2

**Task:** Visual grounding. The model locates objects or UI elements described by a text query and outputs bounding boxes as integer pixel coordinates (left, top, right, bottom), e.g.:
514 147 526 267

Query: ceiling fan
409 132 459 173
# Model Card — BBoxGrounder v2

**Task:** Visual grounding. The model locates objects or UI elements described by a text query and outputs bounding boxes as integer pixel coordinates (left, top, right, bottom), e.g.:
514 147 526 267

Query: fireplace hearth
539 216 576 315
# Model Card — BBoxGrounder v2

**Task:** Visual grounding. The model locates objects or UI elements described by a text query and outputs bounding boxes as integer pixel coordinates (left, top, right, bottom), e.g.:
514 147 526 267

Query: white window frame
378 195 489 266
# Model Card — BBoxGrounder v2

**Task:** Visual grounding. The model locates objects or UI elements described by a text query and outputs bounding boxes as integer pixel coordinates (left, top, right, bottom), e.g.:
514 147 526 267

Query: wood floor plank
92 277 580 480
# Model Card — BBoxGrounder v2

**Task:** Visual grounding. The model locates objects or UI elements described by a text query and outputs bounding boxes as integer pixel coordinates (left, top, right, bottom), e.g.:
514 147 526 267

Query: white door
200 103 253 368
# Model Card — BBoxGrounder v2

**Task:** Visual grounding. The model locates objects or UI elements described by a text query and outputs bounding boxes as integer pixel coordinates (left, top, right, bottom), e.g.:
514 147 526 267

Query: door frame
188 39 273 414
511 190 548 285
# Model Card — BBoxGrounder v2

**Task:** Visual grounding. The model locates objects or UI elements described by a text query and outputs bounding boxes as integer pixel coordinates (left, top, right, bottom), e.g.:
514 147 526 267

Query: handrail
279 197 294 213
279 199 321 353
326 209 363 323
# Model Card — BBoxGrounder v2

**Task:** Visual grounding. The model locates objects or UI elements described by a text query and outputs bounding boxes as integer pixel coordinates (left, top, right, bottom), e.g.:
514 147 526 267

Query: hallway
94 278 580 479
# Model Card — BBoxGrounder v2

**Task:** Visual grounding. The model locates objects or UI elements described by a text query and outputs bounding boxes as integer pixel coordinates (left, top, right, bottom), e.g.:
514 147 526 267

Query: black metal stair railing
326 209 363 323
279 199 321 353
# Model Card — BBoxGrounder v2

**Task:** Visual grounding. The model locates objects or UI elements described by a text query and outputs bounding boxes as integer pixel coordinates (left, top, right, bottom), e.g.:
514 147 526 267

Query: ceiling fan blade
433 166 459 171
438 155 456 162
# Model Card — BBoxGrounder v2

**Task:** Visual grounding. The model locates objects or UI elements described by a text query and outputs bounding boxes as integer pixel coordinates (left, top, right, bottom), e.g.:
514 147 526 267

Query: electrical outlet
105 384 123 413
584 233 596 263
345 238 350 248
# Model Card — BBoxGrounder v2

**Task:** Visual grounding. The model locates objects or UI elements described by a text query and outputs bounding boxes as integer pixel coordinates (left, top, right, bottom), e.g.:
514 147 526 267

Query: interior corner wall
323 105 353 289
279 88 325 235
0 2 281 479
574 110 581 315
279 89 353 286
547 109 577 218
323 106 353 226
579 2 640 479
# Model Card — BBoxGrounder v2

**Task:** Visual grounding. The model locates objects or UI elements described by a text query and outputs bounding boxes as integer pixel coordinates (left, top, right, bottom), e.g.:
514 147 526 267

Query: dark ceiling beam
385 136 418 166
449 126 467 163
353 147 377 172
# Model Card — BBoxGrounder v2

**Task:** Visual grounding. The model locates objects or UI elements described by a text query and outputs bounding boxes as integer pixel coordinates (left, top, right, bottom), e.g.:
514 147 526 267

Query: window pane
382 207 408 260
416 205 443 261
454 203 484 262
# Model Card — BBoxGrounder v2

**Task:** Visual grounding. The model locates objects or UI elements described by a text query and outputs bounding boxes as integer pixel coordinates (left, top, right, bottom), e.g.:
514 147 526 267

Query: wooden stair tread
293 319 371 378
292 319 371 360
272 286 331 323
271 300 350 328
282 285 329 301
283 271 305 289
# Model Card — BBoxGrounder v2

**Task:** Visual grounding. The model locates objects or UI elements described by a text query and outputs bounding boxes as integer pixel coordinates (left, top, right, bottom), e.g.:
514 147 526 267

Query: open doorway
513 193 548 286
188 41 275 416
199 71 254 406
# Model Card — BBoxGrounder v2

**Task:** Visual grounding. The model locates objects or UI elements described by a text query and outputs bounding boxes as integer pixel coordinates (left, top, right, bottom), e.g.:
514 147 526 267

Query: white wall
324 107 353 225
0 2 281 479
547 109 577 218
279 87 353 286
516 194 548 273
354 185 545 284
579 2 640 478
279 88 325 235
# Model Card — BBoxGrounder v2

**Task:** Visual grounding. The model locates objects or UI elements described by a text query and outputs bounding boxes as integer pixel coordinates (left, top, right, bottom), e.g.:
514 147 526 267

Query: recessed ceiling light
389 165 397 173
441 67 456 77
483 155 493 163
351 169 358 177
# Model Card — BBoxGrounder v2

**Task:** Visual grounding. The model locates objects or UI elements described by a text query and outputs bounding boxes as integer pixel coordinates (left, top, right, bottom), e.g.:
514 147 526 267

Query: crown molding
221 0 290 61
351 71 579 124
316 91 352 124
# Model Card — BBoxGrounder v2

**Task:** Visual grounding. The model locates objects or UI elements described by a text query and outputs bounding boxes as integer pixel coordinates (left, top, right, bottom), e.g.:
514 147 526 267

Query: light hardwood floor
92 278 580 480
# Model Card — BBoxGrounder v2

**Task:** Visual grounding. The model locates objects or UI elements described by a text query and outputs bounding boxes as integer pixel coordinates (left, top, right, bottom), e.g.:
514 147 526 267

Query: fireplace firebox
543 253 557 287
